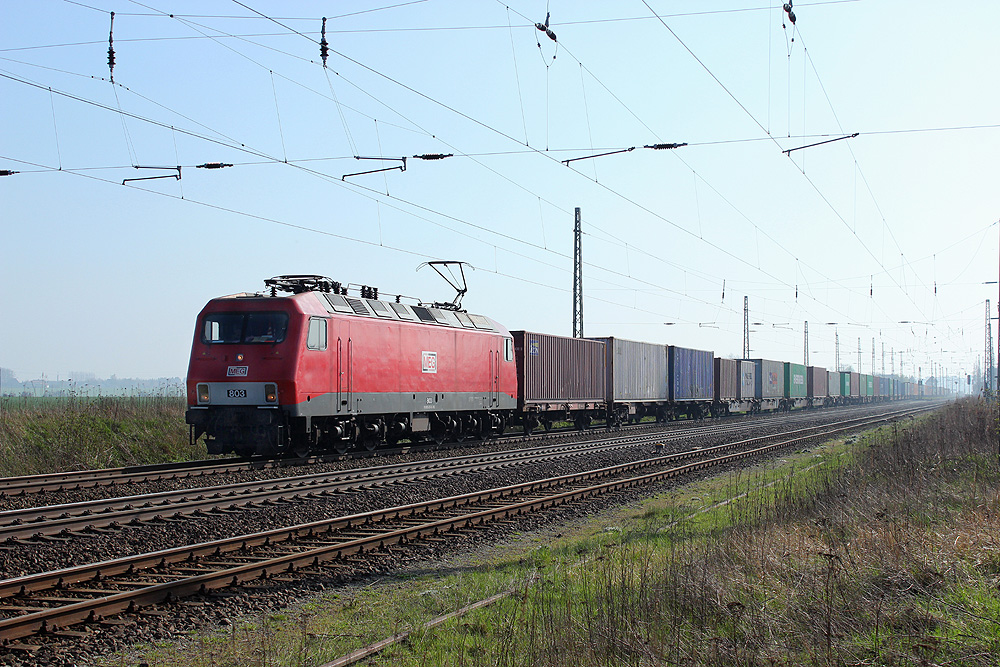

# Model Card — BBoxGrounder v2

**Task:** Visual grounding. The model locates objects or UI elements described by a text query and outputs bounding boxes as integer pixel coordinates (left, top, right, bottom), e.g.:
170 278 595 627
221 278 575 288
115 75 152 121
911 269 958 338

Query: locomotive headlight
197 383 210 404
264 383 277 403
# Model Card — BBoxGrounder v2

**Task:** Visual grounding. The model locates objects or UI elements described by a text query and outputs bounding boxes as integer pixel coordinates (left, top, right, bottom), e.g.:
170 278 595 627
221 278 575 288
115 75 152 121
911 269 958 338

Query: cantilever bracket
122 165 181 185
341 156 406 181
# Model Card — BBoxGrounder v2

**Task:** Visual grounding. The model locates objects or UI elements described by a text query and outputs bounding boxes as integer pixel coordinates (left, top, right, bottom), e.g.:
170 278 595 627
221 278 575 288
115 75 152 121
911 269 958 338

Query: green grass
0 395 201 475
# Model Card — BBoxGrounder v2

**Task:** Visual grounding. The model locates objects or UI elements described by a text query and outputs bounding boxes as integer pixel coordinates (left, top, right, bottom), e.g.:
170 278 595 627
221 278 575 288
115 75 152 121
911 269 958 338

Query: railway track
0 403 932 646
0 403 899 499
0 405 908 542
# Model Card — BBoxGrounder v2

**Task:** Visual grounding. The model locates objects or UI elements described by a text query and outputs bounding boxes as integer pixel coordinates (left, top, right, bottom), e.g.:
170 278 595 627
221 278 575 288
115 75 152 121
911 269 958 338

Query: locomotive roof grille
315 293 494 331
344 297 371 316
410 305 439 323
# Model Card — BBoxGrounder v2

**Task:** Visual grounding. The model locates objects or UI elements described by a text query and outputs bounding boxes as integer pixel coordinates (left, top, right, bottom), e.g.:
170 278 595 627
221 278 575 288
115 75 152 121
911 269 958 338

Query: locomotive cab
185 299 300 456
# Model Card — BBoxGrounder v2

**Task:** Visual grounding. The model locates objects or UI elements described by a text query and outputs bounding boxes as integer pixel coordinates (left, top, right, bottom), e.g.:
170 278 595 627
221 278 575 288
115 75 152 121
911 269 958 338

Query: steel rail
0 400 881 497
0 437 654 541
0 405 932 642
0 404 913 541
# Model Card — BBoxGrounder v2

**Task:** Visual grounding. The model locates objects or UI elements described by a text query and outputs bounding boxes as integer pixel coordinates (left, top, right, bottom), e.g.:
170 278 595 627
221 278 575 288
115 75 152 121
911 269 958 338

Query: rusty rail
0 405 931 643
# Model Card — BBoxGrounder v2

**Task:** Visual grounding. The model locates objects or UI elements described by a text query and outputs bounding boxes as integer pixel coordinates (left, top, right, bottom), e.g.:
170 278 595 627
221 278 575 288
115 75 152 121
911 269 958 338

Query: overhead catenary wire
0 35 920 340
3 3 984 366
638 1 962 351
1 36 917 357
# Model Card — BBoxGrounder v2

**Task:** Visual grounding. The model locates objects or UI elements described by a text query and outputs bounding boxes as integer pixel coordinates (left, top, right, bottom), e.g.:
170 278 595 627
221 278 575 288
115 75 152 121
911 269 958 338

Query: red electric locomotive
185 275 518 456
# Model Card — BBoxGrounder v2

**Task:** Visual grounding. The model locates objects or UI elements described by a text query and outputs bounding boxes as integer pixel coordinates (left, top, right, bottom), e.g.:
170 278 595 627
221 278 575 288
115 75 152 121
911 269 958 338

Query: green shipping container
866 375 875 396
840 372 851 397
784 362 807 398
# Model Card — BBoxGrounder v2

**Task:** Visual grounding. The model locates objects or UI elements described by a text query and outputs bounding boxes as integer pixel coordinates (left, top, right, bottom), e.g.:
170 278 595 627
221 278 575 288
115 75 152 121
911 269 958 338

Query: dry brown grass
433 399 1000 666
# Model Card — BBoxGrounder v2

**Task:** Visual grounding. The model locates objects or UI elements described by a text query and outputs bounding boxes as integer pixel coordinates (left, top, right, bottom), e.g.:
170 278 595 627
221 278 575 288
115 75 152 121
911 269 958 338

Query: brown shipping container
850 372 860 397
512 331 605 406
715 358 739 402
807 366 828 397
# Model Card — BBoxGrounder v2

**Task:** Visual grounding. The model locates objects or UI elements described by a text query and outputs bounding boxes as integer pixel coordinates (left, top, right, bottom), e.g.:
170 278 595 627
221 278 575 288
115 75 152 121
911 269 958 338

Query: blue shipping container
669 346 714 401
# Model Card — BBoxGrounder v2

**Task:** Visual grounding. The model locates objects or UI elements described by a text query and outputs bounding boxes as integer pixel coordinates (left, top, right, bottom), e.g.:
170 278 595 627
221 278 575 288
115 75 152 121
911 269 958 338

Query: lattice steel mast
572 207 583 338
743 296 750 358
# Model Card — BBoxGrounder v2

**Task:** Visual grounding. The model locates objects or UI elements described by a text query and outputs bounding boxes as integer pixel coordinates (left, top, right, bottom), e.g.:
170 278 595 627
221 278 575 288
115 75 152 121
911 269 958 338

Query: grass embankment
0 396 198 476
112 399 1000 667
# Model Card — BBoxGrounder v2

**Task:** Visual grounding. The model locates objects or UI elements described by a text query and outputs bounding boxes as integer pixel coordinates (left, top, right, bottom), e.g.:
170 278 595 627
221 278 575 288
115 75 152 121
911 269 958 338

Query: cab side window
504 337 514 361
307 318 328 350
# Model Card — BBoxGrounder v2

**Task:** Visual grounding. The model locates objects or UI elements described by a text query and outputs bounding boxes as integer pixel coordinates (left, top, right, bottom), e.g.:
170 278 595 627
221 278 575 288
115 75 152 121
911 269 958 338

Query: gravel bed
0 414 857 667
0 404 917 665
0 405 906 579
0 406 879 514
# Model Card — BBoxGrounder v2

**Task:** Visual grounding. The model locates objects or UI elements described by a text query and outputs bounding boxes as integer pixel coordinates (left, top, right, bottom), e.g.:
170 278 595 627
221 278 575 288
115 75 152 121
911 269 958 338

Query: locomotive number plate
227 389 248 399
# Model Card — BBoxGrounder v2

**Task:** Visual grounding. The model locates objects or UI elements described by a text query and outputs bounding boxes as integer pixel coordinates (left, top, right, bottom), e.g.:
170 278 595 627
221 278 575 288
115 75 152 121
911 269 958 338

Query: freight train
185 276 945 456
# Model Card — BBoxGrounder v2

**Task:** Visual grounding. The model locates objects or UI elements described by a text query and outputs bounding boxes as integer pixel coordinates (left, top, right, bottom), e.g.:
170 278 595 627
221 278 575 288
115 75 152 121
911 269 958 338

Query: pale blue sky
2 1 997 385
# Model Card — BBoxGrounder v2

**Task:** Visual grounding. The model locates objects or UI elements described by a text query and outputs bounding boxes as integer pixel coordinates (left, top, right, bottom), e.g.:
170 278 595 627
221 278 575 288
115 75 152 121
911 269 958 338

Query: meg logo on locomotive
421 351 438 374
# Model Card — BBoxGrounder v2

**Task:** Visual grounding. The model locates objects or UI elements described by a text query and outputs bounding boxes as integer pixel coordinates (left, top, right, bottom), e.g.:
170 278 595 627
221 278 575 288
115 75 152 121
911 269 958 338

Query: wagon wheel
431 421 448 445
332 440 350 455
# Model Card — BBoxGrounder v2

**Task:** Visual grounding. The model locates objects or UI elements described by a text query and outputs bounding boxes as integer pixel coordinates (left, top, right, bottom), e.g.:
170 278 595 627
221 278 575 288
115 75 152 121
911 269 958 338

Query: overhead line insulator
320 17 329 68
413 153 453 160
107 12 116 83
196 162 233 169
644 143 687 150
0 170 19 176
783 2 797 24
535 11 556 42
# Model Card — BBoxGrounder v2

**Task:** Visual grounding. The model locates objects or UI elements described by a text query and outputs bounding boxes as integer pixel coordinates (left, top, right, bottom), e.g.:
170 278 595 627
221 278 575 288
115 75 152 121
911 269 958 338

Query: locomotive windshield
201 312 289 344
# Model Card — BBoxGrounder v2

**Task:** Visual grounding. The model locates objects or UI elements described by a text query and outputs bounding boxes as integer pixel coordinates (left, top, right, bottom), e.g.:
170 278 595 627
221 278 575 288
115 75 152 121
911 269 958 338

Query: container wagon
807 366 829 407
593 337 668 426
512 331 604 432
784 362 809 410
749 358 784 412
828 371 843 405
714 358 756 415
669 346 714 418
